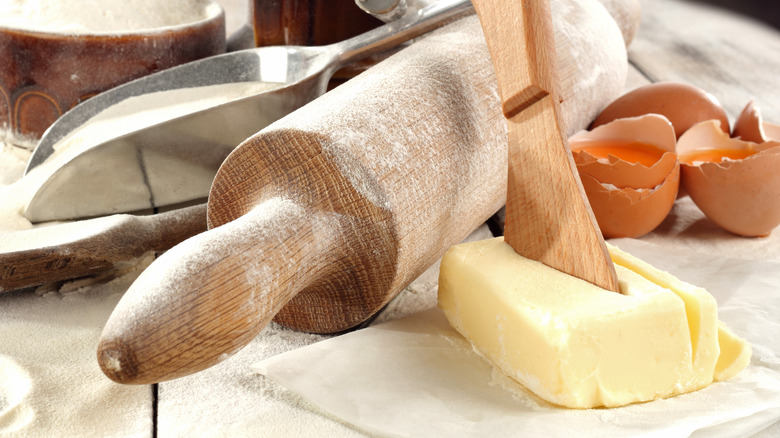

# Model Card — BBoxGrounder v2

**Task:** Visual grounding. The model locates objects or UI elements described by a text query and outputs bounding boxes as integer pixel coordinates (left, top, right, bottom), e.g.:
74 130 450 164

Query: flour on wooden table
0 255 155 436
0 80 284 434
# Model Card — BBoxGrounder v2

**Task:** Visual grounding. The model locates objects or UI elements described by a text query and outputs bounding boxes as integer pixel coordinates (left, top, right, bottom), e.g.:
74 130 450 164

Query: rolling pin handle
97 198 345 384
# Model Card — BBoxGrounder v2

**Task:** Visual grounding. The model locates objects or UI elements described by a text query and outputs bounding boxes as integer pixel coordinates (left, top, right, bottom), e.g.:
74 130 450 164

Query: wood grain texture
629 0 780 124
472 0 619 292
98 17 508 384
97 9 629 384
0 204 206 292
472 0 558 118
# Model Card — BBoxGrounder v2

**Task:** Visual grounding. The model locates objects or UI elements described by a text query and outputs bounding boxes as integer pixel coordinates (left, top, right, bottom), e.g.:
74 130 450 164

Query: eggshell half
590 82 729 138
580 164 680 239
678 120 756 158
572 114 677 188
570 114 679 238
679 120 780 237
733 100 780 143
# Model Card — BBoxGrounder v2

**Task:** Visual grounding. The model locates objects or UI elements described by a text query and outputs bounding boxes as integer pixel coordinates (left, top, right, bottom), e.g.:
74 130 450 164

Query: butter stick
437 238 750 409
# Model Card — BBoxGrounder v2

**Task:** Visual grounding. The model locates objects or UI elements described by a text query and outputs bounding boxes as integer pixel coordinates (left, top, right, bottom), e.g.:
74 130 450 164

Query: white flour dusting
49 81 282 165
0 256 155 436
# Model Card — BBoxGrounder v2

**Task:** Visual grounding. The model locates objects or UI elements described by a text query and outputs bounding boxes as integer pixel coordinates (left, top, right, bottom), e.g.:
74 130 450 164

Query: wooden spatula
471 0 619 292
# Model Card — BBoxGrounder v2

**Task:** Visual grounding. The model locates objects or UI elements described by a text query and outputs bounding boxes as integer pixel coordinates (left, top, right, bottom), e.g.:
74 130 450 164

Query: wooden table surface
1 0 778 436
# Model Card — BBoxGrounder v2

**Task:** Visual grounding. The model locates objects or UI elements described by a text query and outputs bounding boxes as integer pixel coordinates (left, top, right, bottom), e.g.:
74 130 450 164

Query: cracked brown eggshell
679 120 780 237
733 100 780 144
570 114 679 238
590 81 729 138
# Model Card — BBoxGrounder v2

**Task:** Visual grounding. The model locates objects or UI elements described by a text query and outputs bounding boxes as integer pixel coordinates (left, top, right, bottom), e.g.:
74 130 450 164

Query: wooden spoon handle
0 204 206 292
472 0 619 292
97 198 346 384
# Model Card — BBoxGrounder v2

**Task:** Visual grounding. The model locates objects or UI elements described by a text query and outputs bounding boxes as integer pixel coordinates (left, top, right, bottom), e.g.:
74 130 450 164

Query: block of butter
437 237 751 409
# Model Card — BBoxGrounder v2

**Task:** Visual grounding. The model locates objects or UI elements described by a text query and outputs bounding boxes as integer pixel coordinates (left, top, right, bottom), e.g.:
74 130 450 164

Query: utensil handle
472 0 619 292
336 0 473 66
475 0 559 118
97 198 345 384
0 204 206 291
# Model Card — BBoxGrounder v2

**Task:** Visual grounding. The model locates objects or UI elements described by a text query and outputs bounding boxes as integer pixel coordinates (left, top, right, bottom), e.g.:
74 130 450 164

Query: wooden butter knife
470 0 619 292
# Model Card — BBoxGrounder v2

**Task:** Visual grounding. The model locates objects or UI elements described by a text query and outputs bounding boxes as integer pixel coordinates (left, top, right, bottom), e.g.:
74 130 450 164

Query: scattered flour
0 0 222 34
0 255 155 436
0 80 289 435
0 137 28 185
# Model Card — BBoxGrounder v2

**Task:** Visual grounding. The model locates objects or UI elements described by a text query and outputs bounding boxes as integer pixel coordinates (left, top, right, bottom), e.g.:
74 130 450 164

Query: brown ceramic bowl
0 2 226 147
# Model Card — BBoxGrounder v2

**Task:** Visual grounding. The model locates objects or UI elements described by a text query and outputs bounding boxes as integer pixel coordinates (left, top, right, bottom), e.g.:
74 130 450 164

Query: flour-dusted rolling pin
98 2 633 384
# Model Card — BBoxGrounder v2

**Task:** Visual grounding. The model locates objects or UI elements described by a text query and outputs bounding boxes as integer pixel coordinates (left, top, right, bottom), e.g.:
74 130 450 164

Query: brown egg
591 82 729 138
732 100 780 143
570 114 679 238
678 120 780 237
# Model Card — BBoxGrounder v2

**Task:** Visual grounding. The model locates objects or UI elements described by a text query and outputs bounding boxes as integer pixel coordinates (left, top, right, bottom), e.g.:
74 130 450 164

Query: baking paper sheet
253 239 780 437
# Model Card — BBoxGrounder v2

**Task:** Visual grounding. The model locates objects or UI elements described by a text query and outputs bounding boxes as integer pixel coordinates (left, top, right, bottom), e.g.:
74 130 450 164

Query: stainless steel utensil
24 0 473 222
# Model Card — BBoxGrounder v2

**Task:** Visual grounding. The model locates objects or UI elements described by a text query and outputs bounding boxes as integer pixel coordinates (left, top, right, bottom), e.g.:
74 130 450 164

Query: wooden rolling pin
98 4 632 384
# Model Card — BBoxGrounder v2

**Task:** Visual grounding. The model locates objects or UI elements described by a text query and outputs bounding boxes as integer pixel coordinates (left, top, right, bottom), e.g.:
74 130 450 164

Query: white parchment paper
254 239 780 437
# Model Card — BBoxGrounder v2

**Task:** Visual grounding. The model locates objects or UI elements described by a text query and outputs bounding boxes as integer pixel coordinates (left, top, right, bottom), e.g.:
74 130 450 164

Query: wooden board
628 0 780 123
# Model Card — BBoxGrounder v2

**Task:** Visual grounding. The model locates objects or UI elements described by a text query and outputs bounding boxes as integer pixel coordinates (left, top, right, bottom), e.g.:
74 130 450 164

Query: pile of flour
0 0 222 34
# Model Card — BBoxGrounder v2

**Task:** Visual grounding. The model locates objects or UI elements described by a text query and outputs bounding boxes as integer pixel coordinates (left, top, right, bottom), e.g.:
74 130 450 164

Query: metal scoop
24 0 473 222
